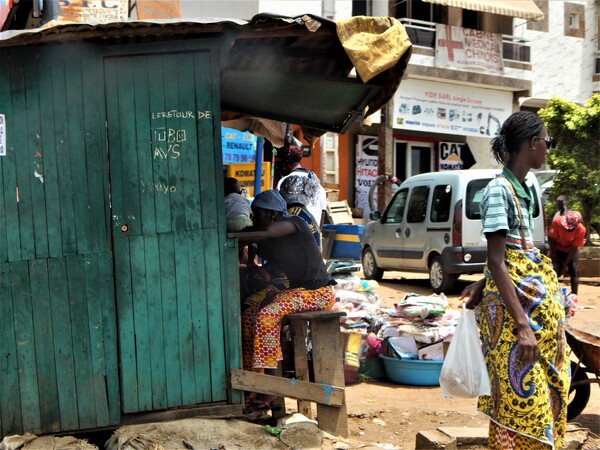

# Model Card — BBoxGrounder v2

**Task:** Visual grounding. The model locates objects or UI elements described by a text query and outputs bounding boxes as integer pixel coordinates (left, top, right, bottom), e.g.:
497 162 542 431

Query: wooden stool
281 310 348 436
231 309 348 437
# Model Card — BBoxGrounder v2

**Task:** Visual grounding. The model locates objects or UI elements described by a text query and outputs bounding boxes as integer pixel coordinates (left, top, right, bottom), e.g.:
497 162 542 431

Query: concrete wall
518 0 597 104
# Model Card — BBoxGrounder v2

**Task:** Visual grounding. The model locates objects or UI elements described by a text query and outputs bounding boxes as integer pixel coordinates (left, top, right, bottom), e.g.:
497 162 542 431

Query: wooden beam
230 369 344 407
310 317 349 437
120 404 242 426
289 318 312 418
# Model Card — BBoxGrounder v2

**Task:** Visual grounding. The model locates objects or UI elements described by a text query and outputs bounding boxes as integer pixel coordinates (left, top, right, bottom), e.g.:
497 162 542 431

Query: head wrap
561 211 582 230
279 174 321 207
276 144 303 163
251 189 288 213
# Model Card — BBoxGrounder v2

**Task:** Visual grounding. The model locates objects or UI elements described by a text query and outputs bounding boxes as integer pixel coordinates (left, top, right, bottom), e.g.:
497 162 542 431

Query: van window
430 184 452 222
385 188 408 224
466 178 541 220
466 179 492 220
407 186 429 223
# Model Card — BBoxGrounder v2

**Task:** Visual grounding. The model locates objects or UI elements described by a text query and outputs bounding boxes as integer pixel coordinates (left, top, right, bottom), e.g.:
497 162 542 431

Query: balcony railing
400 18 437 48
400 18 531 63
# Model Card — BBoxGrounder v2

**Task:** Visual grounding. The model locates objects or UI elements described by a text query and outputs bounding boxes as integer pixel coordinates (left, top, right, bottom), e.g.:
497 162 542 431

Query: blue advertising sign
221 127 257 163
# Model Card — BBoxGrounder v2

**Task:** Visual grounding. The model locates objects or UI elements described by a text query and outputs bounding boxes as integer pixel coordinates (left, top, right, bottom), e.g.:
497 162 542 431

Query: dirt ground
340 271 600 450
7 273 598 450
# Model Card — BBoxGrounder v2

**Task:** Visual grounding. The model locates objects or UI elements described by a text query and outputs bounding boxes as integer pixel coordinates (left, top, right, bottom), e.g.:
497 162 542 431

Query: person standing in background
224 177 253 232
553 194 569 219
548 210 586 295
275 144 327 229
279 174 322 246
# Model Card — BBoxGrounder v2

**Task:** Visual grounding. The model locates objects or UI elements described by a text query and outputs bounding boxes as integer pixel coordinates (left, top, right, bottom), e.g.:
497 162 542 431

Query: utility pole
376 0 397 211
377 103 393 211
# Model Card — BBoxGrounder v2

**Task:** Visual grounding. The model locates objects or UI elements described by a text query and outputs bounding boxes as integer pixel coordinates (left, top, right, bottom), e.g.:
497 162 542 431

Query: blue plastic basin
379 354 443 386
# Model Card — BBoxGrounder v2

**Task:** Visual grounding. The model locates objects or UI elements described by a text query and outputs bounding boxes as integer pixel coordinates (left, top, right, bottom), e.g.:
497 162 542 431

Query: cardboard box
418 341 445 361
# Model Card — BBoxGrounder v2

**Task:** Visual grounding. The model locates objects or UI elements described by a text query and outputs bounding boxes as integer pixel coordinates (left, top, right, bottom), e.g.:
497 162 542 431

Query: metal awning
422 0 544 21
0 14 413 144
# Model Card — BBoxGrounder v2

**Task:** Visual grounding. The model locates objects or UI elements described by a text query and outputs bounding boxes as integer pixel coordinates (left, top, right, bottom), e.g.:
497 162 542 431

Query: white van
360 169 548 293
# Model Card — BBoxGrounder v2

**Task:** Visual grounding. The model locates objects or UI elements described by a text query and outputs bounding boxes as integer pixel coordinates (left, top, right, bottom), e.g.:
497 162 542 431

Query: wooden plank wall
0 43 120 436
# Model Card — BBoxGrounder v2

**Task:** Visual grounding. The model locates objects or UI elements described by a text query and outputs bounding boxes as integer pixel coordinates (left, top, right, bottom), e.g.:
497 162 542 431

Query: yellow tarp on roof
336 16 412 84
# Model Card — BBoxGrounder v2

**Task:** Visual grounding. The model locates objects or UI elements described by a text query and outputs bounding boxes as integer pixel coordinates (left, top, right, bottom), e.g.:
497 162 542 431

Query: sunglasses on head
534 136 555 149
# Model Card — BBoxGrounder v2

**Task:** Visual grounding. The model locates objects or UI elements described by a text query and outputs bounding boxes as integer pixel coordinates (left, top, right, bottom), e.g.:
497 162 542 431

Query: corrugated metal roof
0 14 412 141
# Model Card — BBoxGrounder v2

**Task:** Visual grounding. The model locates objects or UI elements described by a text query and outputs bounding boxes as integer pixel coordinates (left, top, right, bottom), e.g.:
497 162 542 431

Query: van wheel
362 247 383 281
429 256 456 294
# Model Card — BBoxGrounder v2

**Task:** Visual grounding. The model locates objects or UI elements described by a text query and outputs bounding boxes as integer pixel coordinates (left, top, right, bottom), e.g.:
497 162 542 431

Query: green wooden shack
0 14 411 437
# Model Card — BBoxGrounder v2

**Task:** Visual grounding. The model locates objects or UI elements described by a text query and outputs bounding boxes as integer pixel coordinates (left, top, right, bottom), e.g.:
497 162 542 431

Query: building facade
4 0 596 213
181 0 598 214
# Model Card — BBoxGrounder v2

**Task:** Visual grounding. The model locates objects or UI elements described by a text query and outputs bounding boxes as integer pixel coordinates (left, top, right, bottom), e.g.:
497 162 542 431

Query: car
360 169 548 293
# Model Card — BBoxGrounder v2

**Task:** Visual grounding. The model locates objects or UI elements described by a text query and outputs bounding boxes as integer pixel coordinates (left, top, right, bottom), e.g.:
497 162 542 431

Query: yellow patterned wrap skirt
478 247 570 449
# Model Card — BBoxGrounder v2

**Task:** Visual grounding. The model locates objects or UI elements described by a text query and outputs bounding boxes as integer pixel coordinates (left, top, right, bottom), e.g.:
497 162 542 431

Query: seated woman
240 190 336 411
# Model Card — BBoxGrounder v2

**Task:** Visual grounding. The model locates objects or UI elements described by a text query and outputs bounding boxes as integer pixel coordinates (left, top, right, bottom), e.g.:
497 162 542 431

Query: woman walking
463 111 570 449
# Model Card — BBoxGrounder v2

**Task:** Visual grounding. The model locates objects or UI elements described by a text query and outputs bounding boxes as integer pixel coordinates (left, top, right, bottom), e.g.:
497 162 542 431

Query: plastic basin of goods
379 354 443 386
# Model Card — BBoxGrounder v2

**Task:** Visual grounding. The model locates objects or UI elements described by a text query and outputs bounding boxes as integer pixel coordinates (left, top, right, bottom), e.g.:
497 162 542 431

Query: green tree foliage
538 94 600 244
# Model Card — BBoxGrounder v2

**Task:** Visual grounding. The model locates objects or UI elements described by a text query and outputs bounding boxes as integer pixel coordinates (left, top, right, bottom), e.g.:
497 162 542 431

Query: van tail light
452 200 462 247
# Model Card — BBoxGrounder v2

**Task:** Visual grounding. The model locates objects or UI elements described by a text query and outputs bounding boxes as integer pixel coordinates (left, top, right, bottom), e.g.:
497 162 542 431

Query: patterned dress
242 286 335 370
241 216 335 371
479 170 570 449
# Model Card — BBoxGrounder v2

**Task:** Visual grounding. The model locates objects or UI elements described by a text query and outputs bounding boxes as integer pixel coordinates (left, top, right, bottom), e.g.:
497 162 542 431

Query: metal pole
254 136 264 196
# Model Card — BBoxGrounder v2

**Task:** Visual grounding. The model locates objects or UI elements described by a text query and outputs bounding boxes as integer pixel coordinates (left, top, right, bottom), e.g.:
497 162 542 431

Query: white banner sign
0 114 5 156
435 25 504 74
355 135 379 216
392 78 512 137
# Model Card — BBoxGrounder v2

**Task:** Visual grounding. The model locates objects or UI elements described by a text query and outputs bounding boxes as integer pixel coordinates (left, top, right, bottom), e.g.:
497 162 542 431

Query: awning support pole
254 136 264 196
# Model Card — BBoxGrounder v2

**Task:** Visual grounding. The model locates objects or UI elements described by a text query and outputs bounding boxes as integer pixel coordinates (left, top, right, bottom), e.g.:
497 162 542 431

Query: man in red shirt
548 210 586 294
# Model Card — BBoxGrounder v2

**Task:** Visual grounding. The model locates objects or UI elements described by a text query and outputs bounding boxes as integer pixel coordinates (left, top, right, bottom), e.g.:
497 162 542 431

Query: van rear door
525 175 547 252
462 178 493 248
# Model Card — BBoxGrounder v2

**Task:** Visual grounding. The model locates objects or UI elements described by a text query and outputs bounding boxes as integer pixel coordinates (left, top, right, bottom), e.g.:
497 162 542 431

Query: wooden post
377 103 394 211
310 317 348 437
290 318 313 418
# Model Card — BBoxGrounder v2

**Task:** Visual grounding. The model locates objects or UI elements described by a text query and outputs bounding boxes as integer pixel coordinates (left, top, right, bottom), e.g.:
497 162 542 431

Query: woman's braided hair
490 111 544 164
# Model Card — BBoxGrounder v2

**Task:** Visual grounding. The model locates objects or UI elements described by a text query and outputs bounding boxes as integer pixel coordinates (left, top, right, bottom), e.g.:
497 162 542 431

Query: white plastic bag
439 305 491 398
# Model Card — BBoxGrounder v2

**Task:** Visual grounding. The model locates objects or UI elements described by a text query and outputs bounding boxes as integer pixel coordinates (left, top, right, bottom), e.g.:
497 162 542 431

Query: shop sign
0 0 12 30
136 0 180 19
355 135 378 215
392 78 512 138
44 0 128 25
225 162 270 198
221 127 257 164
439 142 467 170
435 25 504 74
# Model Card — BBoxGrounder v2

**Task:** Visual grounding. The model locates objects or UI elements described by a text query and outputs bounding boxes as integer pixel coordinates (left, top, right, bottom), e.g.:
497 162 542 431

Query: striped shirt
480 168 535 250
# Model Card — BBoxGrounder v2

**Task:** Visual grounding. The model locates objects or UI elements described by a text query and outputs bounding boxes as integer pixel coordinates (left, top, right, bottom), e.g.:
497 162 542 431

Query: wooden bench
231 310 348 437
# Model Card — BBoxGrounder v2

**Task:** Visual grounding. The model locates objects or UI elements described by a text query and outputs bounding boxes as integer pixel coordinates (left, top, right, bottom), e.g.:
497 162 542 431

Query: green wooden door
104 44 239 414
0 43 120 436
